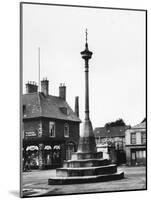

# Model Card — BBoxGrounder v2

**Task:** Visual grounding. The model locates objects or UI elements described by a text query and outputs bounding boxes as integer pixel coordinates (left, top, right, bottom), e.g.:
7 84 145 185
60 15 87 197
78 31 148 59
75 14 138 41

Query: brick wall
42 118 80 146
23 118 41 139
23 117 80 147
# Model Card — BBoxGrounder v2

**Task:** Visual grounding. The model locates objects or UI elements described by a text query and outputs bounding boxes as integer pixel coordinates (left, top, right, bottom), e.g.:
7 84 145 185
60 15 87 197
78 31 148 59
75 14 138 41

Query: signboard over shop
25 131 37 137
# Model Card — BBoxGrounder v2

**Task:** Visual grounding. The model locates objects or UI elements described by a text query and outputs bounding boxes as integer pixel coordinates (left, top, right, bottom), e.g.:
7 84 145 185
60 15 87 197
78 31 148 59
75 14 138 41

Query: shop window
131 152 136 160
143 150 146 158
64 123 69 137
49 121 55 137
131 133 136 144
141 132 146 144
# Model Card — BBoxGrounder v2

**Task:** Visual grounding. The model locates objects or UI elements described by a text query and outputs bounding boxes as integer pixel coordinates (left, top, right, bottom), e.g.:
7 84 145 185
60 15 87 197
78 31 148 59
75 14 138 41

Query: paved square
22 166 146 197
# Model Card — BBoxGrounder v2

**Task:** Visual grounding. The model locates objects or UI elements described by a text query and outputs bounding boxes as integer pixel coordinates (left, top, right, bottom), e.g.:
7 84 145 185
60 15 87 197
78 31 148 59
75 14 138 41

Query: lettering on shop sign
25 131 37 137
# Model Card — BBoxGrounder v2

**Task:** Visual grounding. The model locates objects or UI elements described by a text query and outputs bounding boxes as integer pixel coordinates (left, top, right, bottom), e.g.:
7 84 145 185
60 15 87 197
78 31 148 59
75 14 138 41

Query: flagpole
38 47 40 92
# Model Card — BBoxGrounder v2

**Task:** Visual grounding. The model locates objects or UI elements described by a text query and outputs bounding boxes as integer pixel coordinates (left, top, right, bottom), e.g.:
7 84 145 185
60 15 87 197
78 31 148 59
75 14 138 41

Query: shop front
131 148 146 166
23 140 77 170
23 143 62 171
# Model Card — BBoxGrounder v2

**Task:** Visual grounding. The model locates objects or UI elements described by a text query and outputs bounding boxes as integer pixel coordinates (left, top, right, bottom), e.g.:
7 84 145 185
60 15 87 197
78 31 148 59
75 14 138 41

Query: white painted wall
125 128 146 145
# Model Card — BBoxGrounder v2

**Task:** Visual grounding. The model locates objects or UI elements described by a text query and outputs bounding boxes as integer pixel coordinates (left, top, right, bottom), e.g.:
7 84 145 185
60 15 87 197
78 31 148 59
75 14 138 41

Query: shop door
131 151 136 165
44 145 53 169
52 145 61 168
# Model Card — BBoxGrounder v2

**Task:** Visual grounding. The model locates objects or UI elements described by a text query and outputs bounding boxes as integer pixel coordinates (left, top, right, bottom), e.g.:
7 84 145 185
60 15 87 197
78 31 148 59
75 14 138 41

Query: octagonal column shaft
78 34 97 153
85 60 89 121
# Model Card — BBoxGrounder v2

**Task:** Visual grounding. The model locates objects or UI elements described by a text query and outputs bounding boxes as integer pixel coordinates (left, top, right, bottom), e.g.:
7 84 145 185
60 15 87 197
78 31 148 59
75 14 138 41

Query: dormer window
64 123 69 137
60 107 68 115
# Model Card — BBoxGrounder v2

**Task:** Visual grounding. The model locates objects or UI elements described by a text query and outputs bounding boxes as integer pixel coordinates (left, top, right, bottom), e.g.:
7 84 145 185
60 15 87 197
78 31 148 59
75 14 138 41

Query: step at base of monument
48 171 124 185
63 158 110 168
56 164 117 177
71 151 103 160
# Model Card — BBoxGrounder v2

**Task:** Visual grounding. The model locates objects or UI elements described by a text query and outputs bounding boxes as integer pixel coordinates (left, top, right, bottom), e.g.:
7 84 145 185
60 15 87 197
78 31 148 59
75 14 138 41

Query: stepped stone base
48 171 124 185
48 146 124 185
71 151 103 160
56 164 117 177
63 158 110 168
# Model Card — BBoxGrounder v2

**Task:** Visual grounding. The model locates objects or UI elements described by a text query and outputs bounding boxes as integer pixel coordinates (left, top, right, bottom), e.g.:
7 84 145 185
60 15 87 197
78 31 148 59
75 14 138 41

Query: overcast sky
22 3 146 128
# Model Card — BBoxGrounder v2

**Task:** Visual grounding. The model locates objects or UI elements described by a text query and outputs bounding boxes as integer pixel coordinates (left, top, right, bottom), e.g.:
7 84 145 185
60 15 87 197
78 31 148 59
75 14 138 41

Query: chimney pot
41 78 49 96
59 84 66 100
26 81 38 93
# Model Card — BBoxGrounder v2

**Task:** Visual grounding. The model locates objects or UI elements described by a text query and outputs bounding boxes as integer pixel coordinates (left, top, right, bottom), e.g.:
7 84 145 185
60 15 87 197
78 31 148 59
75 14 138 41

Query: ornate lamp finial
81 29 92 59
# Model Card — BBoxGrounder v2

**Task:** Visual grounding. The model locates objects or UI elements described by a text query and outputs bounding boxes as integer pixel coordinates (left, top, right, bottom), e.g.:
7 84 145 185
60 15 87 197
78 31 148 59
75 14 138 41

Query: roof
132 121 146 129
22 92 81 122
94 126 129 138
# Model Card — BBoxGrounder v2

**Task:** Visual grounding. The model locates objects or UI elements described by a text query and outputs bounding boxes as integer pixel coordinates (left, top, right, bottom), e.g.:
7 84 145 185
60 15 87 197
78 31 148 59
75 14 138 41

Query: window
131 133 136 144
49 122 55 137
60 107 68 115
64 123 69 137
141 132 146 144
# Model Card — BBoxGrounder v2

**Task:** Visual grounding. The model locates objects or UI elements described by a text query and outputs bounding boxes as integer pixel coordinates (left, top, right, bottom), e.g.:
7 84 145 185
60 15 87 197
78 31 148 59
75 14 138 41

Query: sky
22 3 146 128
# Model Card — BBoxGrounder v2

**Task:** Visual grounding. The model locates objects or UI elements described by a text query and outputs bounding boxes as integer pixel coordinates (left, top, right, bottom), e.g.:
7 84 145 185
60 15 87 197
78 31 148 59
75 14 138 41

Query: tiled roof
132 121 146 129
94 126 129 138
22 92 81 122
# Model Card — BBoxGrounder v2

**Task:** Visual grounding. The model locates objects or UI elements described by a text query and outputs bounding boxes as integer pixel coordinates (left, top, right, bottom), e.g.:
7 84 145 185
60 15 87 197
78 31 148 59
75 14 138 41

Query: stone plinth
48 170 124 185
63 158 110 168
48 152 124 185
71 151 102 160
77 120 97 153
56 164 117 177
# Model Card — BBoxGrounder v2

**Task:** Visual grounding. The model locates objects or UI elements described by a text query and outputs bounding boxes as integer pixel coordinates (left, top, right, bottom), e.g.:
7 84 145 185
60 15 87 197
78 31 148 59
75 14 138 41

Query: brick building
125 119 146 166
22 79 81 170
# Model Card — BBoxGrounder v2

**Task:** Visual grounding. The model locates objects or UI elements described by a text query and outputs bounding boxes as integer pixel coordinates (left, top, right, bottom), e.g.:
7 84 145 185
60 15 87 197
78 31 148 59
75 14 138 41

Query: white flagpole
38 47 40 92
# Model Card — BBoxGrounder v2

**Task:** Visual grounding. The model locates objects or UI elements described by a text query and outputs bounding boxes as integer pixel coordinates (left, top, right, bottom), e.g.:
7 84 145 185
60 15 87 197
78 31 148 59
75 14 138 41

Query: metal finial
85 29 88 43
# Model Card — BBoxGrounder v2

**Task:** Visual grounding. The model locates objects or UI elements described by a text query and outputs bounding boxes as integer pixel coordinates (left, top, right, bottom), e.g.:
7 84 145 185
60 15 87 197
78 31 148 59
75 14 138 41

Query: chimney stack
59 83 66 100
41 78 49 96
26 81 38 93
75 96 79 117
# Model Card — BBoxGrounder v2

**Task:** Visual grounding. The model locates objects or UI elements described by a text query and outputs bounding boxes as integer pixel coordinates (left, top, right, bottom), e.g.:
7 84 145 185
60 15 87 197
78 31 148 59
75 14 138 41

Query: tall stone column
38 143 44 170
78 30 97 153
